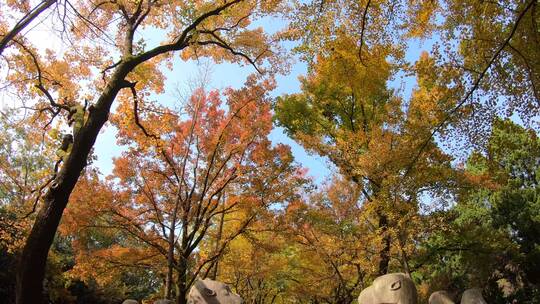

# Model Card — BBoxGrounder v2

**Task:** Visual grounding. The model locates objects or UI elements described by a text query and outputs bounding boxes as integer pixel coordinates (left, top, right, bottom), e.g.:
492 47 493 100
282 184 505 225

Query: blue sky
0 6 438 185
93 39 435 185
93 55 335 183
91 17 438 185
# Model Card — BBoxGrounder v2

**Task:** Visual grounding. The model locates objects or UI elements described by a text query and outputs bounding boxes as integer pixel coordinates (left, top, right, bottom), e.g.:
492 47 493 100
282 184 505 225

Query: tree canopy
0 0 538 303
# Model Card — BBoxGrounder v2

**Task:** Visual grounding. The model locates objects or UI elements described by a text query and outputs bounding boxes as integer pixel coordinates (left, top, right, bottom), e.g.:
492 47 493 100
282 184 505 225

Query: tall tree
414 119 540 302
62 79 305 303
0 1 287 302
275 35 455 276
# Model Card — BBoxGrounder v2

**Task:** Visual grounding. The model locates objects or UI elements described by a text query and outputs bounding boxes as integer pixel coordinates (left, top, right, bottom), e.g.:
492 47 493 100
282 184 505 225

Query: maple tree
59 79 306 303
60 172 163 302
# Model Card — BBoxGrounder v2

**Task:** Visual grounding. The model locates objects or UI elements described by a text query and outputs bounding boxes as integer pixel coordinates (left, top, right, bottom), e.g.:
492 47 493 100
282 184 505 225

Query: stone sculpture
358 273 417 304
187 278 243 304
460 288 487 304
429 291 455 304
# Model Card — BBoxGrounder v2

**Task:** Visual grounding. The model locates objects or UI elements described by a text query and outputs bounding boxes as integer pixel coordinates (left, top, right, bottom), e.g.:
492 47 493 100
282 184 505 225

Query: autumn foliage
0 0 539 304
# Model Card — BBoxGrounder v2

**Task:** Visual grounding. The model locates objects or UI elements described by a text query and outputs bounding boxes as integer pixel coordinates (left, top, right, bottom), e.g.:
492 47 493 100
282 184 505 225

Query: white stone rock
358 273 417 304
429 291 455 304
460 288 487 304
188 278 243 304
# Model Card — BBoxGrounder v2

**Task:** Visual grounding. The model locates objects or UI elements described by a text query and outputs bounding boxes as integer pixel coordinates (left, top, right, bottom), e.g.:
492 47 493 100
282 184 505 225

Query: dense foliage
0 0 538 303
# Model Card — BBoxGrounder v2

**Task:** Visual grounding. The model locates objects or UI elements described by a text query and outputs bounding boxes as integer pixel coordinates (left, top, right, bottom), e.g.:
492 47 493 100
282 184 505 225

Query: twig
358 0 371 66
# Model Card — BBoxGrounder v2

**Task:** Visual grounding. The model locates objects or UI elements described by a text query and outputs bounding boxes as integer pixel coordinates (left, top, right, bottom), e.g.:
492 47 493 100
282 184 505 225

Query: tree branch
0 0 57 55
403 0 536 177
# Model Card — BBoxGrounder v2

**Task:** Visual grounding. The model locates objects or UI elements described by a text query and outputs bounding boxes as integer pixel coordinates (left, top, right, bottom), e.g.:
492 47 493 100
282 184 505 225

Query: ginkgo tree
277 0 538 281
0 1 289 303
275 34 456 277
289 0 538 129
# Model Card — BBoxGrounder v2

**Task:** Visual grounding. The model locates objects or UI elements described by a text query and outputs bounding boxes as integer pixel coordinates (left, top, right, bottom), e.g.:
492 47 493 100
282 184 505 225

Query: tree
214 220 294 304
0 0 57 55
275 34 455 277
60 172 162 302
288 0 539 139
413 119 540 303
0 1 288 302
0 109 101 303
0 110 55 215
435 0 539 126
485 120 540 287
61 79 305 304
282 177 368 304
202 169 307 304
0 110 47 303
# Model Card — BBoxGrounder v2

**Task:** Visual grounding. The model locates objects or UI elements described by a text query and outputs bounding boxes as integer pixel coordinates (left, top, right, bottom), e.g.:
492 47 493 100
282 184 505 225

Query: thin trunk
176 253 189 304
210 195 225 280
0 0 56 55
16 61 135 304
165 224 176 299
177 206 190 304
166 193 181 299
397 233 411 277
377 211 391 276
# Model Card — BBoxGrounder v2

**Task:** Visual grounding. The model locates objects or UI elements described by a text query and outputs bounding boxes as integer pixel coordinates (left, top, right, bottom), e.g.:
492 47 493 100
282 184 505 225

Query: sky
91 54 335 183
1 6 437 185
92 38 435 185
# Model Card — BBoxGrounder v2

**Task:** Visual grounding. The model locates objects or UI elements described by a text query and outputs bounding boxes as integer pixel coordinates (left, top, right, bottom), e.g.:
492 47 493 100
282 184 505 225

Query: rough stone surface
122 300 139 304
429 291 455 304
460 288 487 304
358 273 417 304
188 278 243 304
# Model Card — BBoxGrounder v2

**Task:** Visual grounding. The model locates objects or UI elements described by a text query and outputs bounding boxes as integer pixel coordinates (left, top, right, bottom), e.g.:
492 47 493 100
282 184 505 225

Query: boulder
188 278 243 304
460 288 487 304
429 291 455 304
358 273 417 304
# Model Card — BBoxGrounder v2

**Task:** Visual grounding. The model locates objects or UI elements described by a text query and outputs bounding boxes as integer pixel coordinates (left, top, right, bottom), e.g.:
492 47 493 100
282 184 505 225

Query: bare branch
358 0 371 66
0 0 57 55
196 38 263 74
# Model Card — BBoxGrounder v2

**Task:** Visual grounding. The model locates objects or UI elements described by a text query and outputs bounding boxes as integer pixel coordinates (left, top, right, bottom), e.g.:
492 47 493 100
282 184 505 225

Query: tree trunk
176 254 189 304
16 62 134 304
377 211 391 276
210 196 225 280
165 227 176 299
